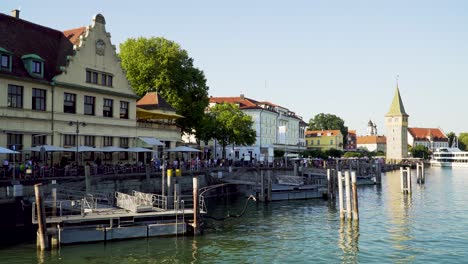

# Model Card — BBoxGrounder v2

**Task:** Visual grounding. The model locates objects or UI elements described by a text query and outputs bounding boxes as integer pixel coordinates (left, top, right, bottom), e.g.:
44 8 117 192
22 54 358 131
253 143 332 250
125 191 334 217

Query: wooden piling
51 180 57 217
406 167 412 194
351 171 359 221
400 167 405 193
34 184 49 251
84 165 91 194
345 171 352 220
337 171 345 220
422 162 425 183
260 170 265 202
267 170 272 202
162 163 166 197
192 176 200 235
327 169 332 199
375 163 382 185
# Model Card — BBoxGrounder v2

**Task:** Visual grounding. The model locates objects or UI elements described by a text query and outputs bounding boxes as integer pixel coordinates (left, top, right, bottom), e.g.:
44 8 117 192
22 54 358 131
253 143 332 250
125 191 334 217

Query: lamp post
69 120 86 165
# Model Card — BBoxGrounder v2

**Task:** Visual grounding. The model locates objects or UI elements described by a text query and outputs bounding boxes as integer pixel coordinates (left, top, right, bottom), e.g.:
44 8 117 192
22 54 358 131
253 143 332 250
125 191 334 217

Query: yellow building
305 130 344 151
0 11 181 163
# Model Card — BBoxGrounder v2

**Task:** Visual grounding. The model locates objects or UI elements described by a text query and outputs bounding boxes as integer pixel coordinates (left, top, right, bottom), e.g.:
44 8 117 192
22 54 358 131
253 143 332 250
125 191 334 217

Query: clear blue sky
4 1 468 135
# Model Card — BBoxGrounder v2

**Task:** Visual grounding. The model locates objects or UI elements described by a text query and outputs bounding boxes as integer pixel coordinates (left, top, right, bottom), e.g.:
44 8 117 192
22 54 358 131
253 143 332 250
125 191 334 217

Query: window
64 135 76 146
7 133 23 161
92 72 98 84
84 136 95 147
86 69 113 87
101 73 107 86
84 96 95 115
330 140 334 145
103 136 113 147
317 140 320 145
8 84 23 108
86 70 91 83
32 88 46 111
64 93 76 113
32 134 46 147
119 137 129 160
103 99 113 117
32 61 42 74
1 54 10 70
120 101 129 119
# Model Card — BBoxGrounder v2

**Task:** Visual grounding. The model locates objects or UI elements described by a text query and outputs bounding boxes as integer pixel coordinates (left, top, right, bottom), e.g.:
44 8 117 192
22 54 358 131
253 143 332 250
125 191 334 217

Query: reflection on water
1 168 468 263
339 220 360 264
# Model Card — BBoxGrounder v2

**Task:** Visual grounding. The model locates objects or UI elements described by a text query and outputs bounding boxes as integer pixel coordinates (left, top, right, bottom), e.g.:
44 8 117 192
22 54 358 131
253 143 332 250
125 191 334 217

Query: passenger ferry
430 147 468 168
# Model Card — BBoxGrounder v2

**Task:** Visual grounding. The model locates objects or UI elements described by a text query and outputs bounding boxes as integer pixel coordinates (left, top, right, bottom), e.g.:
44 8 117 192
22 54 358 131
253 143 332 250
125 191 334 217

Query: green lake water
1 167 467 263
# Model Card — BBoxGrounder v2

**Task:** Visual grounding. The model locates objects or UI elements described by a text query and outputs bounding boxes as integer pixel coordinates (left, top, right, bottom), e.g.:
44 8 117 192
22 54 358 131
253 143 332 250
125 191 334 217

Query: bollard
345 171 352 220
338 171 345 220
351 171 359 221
34 184 49 251
192 176 200 235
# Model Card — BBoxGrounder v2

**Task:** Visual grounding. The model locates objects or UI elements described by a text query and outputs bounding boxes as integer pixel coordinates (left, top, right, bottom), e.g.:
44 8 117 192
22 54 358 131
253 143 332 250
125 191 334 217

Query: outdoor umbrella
0 147 19 154
165 146 201 152
126 147 152 153
97 146 129 152
23 145 70 152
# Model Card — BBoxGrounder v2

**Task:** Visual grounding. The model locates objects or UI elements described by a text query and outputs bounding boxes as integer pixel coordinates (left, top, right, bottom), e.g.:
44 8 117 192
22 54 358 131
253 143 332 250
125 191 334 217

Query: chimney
11 9 20 19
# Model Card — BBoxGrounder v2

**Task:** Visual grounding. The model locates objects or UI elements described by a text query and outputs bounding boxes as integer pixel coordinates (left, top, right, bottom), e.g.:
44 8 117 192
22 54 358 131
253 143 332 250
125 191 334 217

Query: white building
0 12 180 164
207 95 306 162
407 127 448 151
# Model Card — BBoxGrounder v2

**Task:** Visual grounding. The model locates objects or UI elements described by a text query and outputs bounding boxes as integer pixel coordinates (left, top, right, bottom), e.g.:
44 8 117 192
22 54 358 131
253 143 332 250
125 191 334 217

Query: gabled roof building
407 127 448 151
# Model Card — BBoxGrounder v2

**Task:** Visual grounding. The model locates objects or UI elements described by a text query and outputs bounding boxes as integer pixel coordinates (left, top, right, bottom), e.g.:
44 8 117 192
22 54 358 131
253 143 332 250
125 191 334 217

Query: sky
3 1 468 135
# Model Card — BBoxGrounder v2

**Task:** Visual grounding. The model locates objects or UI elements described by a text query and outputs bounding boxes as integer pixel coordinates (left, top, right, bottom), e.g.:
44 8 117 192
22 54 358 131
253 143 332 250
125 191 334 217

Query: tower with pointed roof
385 85 409 162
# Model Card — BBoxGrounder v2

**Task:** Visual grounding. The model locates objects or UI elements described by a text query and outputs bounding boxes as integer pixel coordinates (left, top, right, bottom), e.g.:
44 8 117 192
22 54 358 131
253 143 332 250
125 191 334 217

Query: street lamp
69 120 86 165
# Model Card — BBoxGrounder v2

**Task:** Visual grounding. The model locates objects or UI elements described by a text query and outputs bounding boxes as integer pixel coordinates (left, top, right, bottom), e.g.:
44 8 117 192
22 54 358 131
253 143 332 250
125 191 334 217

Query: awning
64 146 99 152
165 146 201 152
96 146 129 152
136 108 184 120
0 147 20 154
126 147 152 153
23 145 70 152
138 137 165 146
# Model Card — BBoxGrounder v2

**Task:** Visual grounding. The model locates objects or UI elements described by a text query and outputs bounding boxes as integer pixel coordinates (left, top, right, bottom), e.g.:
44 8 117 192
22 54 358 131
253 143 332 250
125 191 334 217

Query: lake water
1 167 467 263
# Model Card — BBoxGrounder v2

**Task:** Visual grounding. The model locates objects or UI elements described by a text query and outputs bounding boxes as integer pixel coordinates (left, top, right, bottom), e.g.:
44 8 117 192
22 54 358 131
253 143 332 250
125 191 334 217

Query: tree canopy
409 145 431 159
447 132 456 147
119 37 209 134
458 133 468 150
308 113 348 143
204 103 256 159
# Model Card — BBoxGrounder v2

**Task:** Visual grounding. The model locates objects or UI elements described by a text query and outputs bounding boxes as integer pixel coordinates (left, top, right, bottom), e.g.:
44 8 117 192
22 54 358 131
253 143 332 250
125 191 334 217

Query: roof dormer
0 47 12 72
21 54 45 78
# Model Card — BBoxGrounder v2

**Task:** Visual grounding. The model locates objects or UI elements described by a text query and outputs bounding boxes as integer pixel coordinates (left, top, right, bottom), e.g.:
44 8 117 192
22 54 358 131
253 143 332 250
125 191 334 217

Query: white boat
430 147 468 168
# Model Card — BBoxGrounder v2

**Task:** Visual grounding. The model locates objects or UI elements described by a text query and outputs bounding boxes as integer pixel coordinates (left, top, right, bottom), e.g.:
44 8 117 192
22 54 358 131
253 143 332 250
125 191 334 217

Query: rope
203 195 256 221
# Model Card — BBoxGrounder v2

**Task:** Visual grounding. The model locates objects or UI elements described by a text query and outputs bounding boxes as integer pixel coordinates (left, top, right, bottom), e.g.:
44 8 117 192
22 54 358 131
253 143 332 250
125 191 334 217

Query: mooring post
162 162 166 197
84 165 91 194
351 171 359 221
267 170 272 202
51 180 57 217
400 167 405 193
406 167 412 194
376 163 382 185
145 164 151 181
337 171 345 220
416 163 421 184
327 169 332 200
174 182 180 210
293 163 297 176
192 176 200 235
260 170 265 202
345 171 352 220
34 184 49 251
422 162 425 183
167 173 174 209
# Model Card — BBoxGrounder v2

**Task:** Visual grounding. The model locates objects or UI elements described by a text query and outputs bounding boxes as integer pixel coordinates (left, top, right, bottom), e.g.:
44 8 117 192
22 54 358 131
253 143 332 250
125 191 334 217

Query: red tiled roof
408 127 447 141
305 130 342 137
137 92 175 111
357 135 387 144
63 27 86 45
209 96 259 109
0 13 76 81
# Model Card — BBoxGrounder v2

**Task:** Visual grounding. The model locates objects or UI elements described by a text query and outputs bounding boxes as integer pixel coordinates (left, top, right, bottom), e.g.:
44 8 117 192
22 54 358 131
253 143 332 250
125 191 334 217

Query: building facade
407 127 448 151
357 135 387 153
207 95 307 162
0 11 180 163
344 130 357 151
305 130 344 151
385 86 409 162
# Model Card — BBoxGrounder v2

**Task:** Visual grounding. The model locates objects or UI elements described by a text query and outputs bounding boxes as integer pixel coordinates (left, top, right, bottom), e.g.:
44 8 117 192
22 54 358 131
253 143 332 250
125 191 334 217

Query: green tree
410 145 431 159
344 151 362 158
458 133 468 150
447 132 456 147
209 103 257 160
119 37 209 134
274 149 285 158
308 113 348 144
326 148 343 158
